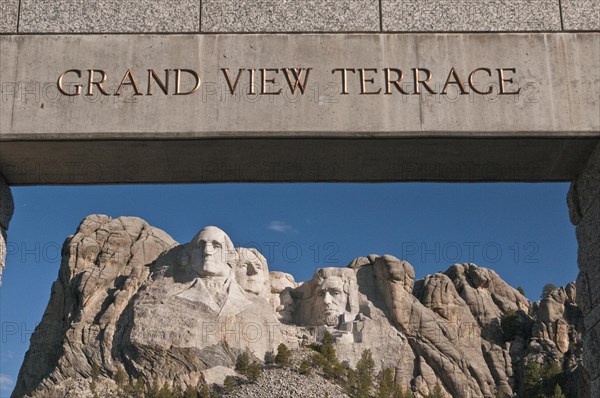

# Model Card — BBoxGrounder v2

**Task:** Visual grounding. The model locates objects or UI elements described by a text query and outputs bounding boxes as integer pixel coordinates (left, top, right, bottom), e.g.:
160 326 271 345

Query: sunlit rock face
12 216 584 398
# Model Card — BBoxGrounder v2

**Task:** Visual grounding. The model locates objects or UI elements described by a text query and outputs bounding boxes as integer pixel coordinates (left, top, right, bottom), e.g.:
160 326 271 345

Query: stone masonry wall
569 143 600 395
0 0 598 34
0 174 14 286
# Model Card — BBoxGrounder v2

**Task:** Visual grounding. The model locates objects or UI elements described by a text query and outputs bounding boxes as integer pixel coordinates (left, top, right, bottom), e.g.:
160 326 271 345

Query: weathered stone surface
18 0 200 33
202 0 379 32
570 144 600 223
584 321 600 381
0 0 18 33
576 190 600 270
445 263 530 327
570 142 600 396
382 0 561 31
562 0 600 31
576 257 600 317
12 220 586 398
12 215 178 398
0 174 14 286
535 285 583 354
0 174 13 231
1 34 598 142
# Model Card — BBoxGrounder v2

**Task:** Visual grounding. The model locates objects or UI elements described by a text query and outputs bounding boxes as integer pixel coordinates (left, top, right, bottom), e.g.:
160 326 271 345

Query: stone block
573 144 600 217
201 0 379 32
593 378 600 398
584 320 600 380
0 175 13 230
585 303 600 333
0 0 18 33
19 0 200 33
0 175 11 287
577 253 600 313
576 269 593 315
382 0 562 31
562 0 600 31
576 197 600 270
567 183 582 225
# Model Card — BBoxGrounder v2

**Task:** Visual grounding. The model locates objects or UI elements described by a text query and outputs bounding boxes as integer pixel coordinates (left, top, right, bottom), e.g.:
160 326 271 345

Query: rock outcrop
0 174 14 286
12 216 585 398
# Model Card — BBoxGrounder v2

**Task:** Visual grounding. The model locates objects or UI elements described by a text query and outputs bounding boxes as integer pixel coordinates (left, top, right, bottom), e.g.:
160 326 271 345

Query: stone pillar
0 174 14 286
568 144 600 395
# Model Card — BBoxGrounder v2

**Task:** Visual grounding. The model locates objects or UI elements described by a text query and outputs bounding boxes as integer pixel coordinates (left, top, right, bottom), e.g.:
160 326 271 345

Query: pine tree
541 283 557 299
494 390 506 398
427 383 444 398
542 361 563 394
131 377 145 397
355 349 375 398
299 359 312 375
137 377 146 396
394 385 414 398
551 384 566 398
275 343 292 367
246 362 262 383
91 362 101 381
320 331 337 363
236 352 250 374
149 380 161 398
184 385 199 398
377 368 395 398
158 383 175 398
524 361 543 397
199 385 211 398
346 368 358 397
223 376 238 393
114 366 128 388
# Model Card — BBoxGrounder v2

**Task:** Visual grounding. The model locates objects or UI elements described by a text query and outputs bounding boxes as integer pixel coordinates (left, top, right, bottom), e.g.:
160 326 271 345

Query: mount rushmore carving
12 216 585 398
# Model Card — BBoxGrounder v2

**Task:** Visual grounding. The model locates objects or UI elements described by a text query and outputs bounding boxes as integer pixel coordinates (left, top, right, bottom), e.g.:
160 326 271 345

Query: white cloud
0 374 14 392
267 220 296 233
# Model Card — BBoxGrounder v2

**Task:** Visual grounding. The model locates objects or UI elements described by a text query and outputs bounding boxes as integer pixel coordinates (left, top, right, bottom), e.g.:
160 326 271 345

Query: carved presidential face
236 248 268 296
190 226 234 278
316 276 348 326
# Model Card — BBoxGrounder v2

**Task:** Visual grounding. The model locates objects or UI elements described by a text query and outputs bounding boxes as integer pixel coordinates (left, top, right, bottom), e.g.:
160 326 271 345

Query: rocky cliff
11 215 586 398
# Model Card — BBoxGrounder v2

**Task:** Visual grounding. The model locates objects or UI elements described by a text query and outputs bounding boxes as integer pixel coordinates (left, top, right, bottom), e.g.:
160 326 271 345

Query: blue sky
0 183 578 396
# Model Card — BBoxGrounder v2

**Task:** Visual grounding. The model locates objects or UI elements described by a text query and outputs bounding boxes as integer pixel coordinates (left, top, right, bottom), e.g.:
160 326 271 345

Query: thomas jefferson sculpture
235 247 270 298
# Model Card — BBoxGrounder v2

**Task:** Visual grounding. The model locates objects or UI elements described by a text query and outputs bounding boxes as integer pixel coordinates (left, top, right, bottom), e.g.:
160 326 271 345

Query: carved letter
468 68 493 95
86 69 110 96
332 68 356 95
359 68 382 95
282 68 312 94
261 69 282 95
147 69 169 95
248 69 256 95
498 68 520 95
57 69 82 96
412 68 436 94
174 69 201 95
441 67 468 95
115 68 142 96
384 68 409 95
221 68 245 95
